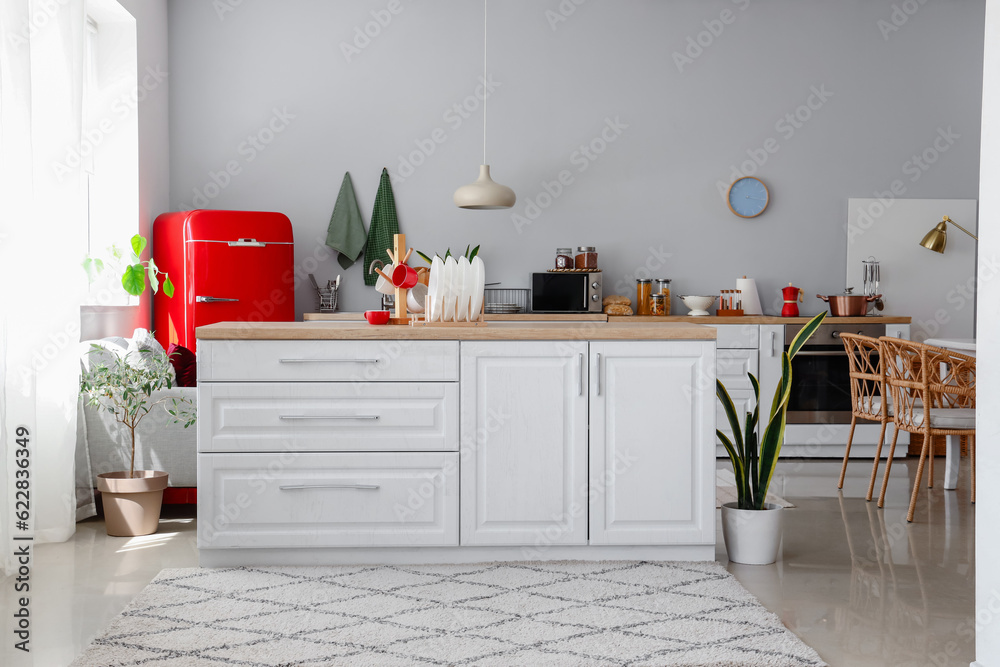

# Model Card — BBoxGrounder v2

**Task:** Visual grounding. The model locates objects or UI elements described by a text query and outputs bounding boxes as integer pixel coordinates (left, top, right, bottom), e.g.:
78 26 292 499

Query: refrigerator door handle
228 238 266 247
196 296 240 303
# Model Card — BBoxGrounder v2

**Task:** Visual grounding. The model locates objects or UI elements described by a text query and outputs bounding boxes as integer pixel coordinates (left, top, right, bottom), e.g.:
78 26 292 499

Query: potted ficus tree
80 232 189 536
717 311 825 564
80 346 195 536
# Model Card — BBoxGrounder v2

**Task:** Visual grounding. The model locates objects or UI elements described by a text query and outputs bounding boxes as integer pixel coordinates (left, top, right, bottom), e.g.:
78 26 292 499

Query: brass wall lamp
919 215 978 253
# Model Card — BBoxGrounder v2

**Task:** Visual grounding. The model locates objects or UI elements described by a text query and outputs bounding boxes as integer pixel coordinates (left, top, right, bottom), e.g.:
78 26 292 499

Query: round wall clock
727 177 769 218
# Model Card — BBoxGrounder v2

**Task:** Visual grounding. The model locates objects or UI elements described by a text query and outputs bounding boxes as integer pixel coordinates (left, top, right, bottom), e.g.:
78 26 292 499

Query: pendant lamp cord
483 0 488 165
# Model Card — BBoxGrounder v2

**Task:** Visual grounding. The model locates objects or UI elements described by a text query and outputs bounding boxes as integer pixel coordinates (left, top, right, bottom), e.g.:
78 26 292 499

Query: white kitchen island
195 321 717 566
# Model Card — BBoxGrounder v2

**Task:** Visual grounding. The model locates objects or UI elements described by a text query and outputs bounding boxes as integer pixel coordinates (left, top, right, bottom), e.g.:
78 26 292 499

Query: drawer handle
279 415 380 421
279 484 380 491
279 358 380 364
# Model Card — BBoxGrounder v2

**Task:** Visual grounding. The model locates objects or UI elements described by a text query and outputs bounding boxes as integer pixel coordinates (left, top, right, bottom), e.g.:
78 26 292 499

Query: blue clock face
728 177 769 218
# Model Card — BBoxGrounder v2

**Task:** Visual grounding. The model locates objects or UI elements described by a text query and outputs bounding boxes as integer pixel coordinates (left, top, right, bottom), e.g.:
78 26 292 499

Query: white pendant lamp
454 0 516 210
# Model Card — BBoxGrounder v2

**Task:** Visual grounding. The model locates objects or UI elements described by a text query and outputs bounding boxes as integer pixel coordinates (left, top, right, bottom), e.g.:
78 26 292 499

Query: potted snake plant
717 311 825 564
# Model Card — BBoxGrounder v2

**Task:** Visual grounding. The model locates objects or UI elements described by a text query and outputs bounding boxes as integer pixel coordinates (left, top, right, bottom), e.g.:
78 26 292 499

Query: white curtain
1 0 86 574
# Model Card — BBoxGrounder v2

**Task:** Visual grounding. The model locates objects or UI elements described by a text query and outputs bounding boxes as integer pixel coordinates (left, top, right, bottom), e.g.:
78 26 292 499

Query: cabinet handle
596 352 602 396
279 358 379 364
279 484 380 491
578 353 584 396
279 415 380 421
770 331 777 357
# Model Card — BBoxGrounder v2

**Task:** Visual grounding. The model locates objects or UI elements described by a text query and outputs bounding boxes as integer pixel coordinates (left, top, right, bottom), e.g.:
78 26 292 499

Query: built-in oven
785 322 885 424
530 272 603 313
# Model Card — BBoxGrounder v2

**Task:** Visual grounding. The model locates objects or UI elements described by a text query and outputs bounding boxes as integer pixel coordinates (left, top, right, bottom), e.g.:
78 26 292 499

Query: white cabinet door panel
717 349 758 389
199 452 459 548
460 341 588 546
199 382 458 452
590 341 715 546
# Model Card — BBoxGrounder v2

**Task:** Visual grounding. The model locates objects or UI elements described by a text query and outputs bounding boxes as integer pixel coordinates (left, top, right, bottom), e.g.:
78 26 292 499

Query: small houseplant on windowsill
717 311 825 564
83 233 176 298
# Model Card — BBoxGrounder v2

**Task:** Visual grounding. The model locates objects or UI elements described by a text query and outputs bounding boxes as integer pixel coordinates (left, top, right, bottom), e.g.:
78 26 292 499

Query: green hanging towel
362 168 400 286
325 172 368 270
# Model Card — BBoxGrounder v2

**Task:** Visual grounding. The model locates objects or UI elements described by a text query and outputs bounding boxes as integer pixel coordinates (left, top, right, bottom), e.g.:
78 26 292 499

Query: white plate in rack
442 256 457 322
470 256 485 320
427 256 443 322
455 256 470 322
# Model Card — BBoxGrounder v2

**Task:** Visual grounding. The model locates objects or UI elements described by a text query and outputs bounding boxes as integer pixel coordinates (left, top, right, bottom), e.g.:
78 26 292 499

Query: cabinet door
590 341 715 545
460 341 588 547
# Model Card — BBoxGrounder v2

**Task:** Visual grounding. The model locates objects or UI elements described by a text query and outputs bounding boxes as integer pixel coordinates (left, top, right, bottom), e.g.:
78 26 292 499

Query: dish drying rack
483 287 529 314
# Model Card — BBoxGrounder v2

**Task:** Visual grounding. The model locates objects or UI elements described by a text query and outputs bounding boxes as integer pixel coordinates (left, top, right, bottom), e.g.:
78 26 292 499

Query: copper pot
816 289 881 317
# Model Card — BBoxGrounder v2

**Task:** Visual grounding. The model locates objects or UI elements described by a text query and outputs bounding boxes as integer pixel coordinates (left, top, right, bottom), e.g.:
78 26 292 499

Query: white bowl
680 295 717 316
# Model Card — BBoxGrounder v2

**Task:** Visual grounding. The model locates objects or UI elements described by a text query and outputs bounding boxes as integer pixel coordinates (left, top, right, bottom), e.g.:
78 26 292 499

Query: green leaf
162 275 175 298
121 264 146 296
756 352 793 508
130 234 147 258
717 430 746 505
788 311 827 359
82 257 104 284
445 248 452 259
416 250 433 265
469 245 480 261
716 379 745 457
464 244 471 259
147 258 160 294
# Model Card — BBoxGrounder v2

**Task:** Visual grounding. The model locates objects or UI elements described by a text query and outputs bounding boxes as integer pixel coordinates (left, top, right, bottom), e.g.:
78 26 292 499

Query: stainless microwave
531 272 603 313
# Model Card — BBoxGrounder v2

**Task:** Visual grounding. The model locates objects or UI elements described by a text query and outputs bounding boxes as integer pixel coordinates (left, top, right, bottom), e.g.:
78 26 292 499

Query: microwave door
532 274 587 312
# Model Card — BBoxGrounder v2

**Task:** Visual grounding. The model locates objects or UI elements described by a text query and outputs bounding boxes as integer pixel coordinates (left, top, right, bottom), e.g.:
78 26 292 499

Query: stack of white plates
425 255 486 322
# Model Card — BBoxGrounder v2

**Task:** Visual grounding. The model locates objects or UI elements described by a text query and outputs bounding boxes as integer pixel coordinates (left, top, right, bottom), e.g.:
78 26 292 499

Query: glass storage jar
575 246 598 270
554 248 574 269
636 279 652 316
650 293 666 316
655 278 672 315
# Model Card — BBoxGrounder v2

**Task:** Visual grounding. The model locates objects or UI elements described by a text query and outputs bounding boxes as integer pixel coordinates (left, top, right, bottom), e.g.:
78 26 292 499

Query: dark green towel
325 172 368 270
362 168 400 286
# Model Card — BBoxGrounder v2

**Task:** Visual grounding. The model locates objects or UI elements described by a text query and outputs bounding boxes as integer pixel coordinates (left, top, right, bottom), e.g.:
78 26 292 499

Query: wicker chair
837 333 891 501
877 337 976 522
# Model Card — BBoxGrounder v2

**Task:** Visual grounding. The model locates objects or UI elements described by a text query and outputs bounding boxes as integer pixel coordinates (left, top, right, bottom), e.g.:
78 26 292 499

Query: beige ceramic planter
97 471 168 537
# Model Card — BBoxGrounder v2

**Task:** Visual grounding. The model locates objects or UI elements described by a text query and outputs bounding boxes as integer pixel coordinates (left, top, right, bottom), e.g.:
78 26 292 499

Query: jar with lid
575 246 598 270
554 248 574 269
650 293 666 316
655 279 671 315
636 279 652 316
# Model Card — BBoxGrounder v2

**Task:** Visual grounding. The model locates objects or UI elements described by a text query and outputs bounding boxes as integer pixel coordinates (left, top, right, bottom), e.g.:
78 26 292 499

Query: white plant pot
721 502 783 565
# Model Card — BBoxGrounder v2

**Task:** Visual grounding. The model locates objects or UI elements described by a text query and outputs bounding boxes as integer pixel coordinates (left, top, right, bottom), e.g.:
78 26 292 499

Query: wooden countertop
609 315 912 324
304 312 911 325
197 321 717 341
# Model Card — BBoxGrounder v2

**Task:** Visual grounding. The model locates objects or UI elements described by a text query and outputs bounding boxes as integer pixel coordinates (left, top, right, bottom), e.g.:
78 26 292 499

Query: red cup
391 264 419 289
364 310 391 325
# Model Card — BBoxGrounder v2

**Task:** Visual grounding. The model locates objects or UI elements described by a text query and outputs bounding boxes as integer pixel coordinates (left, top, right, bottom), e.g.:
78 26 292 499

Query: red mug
391 264 419 289
364 310 391 325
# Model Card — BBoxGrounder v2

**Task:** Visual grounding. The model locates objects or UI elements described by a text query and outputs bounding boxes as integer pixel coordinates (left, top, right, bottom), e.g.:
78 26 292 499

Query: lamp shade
453 165 516 210
919 221 949 253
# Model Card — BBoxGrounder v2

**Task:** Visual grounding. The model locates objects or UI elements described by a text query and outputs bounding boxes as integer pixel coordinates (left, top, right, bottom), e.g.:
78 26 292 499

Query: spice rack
717 289 744 317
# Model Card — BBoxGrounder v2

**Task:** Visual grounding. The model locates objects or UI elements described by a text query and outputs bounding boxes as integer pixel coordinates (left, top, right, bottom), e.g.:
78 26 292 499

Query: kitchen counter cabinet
197 323 717 565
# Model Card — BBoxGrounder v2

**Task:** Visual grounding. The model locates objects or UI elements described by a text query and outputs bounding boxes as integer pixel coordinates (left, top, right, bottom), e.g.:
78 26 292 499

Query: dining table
923 337 976 491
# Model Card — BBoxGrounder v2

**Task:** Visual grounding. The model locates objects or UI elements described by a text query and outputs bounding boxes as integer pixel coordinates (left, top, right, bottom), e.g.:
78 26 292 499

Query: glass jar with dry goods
554 248 574 269
636 278 652 316
650 293 666 316
655 278 672 315
575 246 598 270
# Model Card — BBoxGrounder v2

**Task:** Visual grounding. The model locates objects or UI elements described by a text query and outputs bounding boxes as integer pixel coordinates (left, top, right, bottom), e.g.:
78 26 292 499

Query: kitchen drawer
717 349 758 390
199 452 459 548
198 340 459 382
199 382 458 453
715 324 759 349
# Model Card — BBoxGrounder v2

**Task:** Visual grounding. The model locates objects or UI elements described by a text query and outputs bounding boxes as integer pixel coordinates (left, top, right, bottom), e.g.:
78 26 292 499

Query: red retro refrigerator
152 210 295 353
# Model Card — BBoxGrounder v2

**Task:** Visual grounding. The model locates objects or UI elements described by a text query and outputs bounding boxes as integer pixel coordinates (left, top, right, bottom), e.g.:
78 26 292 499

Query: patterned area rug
72 561 824 666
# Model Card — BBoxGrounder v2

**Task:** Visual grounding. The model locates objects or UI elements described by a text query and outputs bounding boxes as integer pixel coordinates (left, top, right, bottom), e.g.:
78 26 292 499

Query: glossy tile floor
1 458 975 667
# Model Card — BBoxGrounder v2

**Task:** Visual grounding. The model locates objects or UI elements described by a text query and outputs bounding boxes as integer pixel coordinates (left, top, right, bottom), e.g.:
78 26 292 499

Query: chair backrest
879 337 928 430
923 343 976 409
839 333 886 418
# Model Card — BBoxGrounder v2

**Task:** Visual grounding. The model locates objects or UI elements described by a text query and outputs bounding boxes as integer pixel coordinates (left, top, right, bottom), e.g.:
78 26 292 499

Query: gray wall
167 0 984 318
